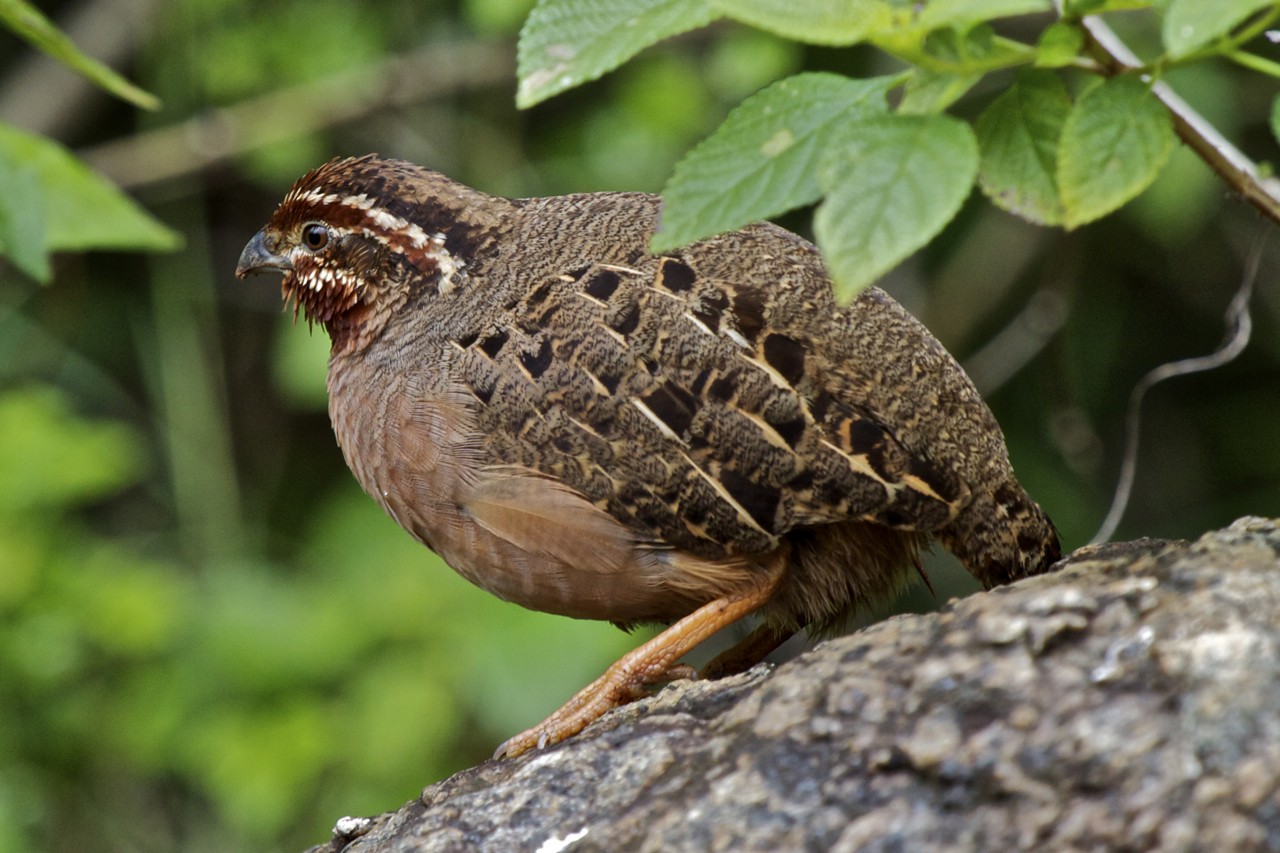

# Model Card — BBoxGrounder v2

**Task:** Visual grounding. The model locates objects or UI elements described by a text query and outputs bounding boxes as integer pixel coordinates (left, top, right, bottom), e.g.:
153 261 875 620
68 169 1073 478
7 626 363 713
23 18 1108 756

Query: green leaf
915 0 1050 30
1035 20 1085 68
1271 93 1280 147
814 113 978 299
896 26 1019 111
0 158 49 281
711 0 891 46
898 69 982 114
0 123 180 254
1065 0 1155 13
516 0 719 107
1057 76 1175 229
0 0 159 110
652 73 896 252
975 69 1071 225
895 24 1032 78
1163 0 1275 59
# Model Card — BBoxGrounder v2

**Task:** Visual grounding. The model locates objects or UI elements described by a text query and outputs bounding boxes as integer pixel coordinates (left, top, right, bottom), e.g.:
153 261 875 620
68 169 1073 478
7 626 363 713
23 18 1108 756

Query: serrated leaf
652 73 896 252
0 158 49 281
1035 20 1084 68
814 114 978 300
0 0 159 110
976 69 1071 225
0 123 180 254
711 0 891 46
516 0 718 107
1057 76 1174 230
1163 0 1275 59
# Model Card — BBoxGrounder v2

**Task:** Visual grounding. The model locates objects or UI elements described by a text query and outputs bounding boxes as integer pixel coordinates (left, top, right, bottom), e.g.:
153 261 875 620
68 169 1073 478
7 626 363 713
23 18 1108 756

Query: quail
236 155 1061 759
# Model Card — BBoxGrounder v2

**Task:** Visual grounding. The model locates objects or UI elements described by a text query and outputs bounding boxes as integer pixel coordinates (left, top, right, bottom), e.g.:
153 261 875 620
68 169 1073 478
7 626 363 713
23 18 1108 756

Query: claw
493 668 635 759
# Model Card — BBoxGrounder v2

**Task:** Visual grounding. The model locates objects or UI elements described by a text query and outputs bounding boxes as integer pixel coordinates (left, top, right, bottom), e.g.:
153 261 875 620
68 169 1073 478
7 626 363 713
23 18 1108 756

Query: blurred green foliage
1 1 1279 851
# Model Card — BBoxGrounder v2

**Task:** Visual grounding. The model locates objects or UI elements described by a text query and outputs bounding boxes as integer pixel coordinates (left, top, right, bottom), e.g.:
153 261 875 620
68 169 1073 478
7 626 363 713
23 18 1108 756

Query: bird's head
236 155 489 349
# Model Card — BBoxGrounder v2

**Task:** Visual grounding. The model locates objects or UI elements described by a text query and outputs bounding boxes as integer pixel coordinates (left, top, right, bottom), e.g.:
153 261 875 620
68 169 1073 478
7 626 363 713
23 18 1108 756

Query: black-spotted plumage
451 232 976 567
237 154 1062 756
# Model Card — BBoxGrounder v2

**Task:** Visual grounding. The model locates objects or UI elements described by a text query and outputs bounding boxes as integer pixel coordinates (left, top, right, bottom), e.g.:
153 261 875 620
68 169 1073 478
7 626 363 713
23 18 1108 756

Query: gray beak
235 230 292 279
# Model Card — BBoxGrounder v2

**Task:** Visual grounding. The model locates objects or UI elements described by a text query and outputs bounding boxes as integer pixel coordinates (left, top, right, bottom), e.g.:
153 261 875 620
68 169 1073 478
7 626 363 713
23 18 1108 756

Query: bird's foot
494 574 781 759
492 661 668 760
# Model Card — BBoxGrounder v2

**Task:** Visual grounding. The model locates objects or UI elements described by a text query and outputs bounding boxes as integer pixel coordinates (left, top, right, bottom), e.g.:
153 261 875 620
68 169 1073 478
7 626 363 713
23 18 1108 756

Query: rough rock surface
307 517 1280 853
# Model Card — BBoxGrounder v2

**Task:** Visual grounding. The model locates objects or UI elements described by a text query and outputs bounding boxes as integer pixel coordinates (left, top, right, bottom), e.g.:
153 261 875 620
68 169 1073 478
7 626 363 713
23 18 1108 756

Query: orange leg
495 555 786 759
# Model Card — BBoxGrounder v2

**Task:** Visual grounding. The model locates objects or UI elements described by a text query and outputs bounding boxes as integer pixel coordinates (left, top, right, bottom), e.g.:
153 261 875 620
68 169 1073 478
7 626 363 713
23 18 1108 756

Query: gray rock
308 517 1280 853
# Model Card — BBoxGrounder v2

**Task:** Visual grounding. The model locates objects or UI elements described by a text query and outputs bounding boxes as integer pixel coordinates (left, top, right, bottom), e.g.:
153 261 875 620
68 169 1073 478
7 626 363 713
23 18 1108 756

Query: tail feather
939 480 1061 589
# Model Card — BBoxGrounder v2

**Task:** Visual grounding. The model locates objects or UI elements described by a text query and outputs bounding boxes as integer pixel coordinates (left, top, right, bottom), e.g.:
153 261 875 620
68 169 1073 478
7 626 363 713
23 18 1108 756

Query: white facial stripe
286 188 431 249
286 187 466 296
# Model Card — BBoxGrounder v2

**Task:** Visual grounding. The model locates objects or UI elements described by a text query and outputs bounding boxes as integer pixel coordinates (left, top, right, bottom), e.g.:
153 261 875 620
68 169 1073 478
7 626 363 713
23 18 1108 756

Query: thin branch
1080 15 1280 227
1089 230 1264 545
78 39 514 192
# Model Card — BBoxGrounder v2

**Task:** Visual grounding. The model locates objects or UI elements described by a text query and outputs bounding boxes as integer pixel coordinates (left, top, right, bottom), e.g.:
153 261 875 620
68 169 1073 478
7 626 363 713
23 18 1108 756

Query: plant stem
1224 6 1280 54
1227 49 1280 78
1081 16 1280 227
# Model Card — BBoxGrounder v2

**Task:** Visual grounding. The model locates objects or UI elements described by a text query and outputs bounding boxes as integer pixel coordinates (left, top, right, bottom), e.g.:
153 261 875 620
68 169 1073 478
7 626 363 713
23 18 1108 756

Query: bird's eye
301 223 329 251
